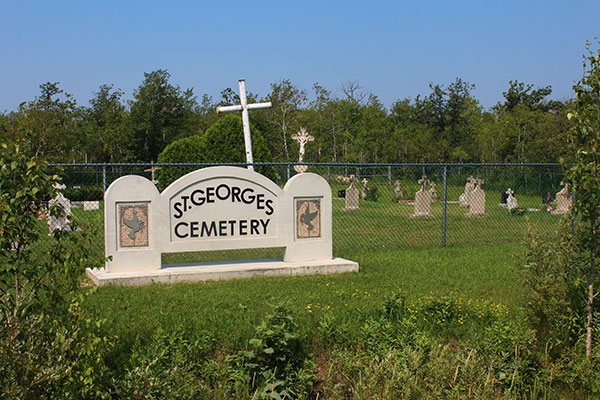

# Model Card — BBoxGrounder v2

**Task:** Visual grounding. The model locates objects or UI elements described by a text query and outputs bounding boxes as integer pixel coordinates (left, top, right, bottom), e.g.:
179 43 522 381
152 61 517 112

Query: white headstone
459 176 475 207
466 177 486 217
48 184 72 234
552 185 572 215
505 188 518 211
410 176 435 218
83 201 100 211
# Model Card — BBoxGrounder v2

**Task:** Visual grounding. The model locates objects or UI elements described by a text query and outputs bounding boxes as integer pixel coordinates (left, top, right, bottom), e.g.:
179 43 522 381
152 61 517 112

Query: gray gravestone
393 180 403 202
345 175 360 210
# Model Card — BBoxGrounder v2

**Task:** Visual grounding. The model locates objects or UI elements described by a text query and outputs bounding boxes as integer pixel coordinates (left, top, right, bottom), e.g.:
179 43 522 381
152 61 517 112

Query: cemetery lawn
74 184 580 397
81 181 561 346
85 242 526 349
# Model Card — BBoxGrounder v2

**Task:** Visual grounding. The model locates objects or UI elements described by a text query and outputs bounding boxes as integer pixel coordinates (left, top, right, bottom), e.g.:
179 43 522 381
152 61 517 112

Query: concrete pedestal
86 257 359 287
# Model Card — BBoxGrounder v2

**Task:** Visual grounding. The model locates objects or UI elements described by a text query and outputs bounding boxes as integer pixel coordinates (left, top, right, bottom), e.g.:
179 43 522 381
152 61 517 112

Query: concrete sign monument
87 166 358 286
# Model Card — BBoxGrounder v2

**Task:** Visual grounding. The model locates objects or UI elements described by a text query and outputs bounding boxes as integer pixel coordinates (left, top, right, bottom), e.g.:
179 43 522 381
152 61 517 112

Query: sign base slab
86 257 359 287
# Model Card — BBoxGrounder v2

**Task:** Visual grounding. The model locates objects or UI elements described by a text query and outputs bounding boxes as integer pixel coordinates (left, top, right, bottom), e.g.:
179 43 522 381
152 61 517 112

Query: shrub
156 114 274 190
240 303 314 399
63 186 104 201
0 140 111 398
156 134 205 190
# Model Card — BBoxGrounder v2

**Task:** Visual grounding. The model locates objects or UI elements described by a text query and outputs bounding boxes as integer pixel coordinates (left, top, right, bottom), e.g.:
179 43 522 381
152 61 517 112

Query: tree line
0 70 572 164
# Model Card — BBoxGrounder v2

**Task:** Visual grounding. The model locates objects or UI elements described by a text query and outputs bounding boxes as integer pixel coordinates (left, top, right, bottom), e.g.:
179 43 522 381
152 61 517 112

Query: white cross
216 80 271 171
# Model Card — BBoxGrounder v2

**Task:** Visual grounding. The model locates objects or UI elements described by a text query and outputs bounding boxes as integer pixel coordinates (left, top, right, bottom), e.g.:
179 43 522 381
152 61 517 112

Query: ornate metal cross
216 80 271 171
291 127 314 163
418 175 430 189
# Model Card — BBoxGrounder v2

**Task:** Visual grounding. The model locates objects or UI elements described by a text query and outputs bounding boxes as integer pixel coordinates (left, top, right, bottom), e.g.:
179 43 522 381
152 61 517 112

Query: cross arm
247 102 272 110
216 105 243 114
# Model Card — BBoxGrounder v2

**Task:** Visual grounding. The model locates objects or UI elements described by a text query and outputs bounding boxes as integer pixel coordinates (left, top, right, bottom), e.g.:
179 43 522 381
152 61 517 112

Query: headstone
291 127 314 173
505 188 518 211
552 185 572 215
466 177 486 217
361 178 368 200
393 181 403 202
459 176 475 207
410 176 435 218
87 166 359 286
83 201 100 211
344 175 360 210
48 183 72 234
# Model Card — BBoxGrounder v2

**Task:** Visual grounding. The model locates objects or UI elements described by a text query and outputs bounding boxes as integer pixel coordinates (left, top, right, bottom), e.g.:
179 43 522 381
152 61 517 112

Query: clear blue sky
1 0 598 112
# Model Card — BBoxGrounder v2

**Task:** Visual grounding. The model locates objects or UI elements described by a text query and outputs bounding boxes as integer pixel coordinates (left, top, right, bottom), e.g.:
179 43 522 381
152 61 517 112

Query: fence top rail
48 162 562 168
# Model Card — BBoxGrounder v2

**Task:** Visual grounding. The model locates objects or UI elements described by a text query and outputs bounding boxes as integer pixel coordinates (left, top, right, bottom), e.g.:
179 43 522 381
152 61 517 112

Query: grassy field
28 179 589 397
86 243 526 345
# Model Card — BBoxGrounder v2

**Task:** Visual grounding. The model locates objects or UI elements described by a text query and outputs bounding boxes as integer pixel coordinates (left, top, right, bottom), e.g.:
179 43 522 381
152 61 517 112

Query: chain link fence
38 162 569 266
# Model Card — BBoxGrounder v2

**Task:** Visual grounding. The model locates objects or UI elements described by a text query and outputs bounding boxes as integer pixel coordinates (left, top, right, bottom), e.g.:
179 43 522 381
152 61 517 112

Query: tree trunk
586 212 597 359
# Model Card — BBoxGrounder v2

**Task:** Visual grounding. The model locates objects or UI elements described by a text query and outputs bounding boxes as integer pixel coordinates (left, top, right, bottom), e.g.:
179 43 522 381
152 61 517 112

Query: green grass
54 181 565 345
85 243 527 350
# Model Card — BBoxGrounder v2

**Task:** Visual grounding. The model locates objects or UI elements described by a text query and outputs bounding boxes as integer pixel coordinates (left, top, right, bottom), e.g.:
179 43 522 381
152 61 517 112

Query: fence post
287 164 290 182
102 163 107 193
442 165 448 248
388 165 391 185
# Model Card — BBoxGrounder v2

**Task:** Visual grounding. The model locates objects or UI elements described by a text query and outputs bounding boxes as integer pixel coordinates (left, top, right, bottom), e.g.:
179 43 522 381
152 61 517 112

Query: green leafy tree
264 79 307 161
83 84 131 162
413 78 481 161
562 40 600 358
496 80 553 112
388 98 435 162
13 83 82 161
129 70 198 161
